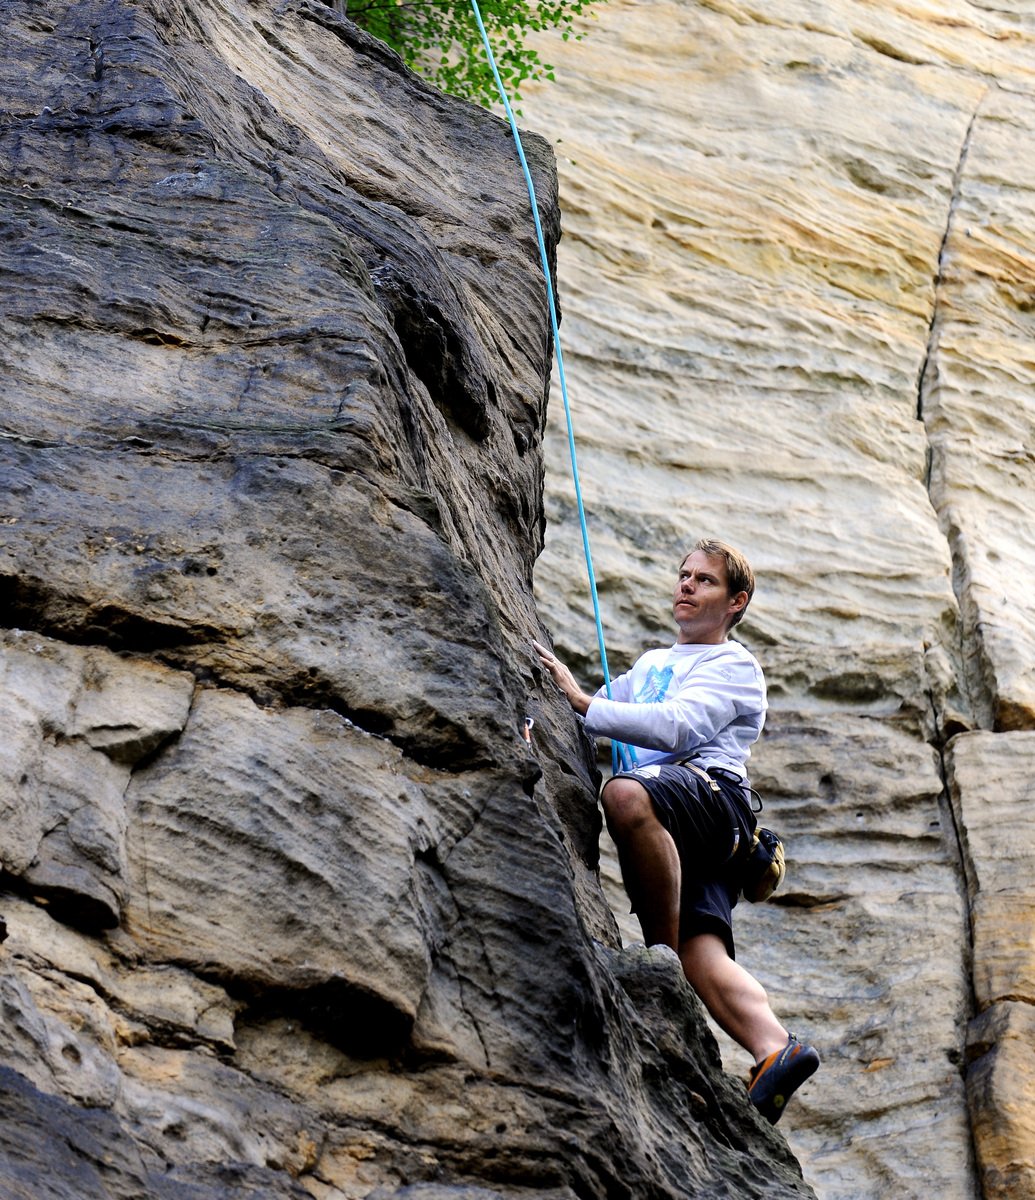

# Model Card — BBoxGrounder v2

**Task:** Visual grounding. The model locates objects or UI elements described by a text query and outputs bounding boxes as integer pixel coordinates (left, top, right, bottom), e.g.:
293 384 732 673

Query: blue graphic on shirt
635 665 674 704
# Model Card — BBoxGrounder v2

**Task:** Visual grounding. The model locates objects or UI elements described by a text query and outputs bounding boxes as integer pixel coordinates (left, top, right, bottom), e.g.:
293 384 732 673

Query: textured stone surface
923 86 1035 732
729 717 973 1198
0 1 816 1198
1 0 555 773
948 732 1035 1011
0 631 194 927
517 2 1035 1198
967 1002 1035 1200
948 733 1035 1200
0 1063 313 1200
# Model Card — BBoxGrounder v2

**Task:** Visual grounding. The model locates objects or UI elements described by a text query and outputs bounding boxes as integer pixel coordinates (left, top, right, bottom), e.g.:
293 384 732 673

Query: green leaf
346 0 606 110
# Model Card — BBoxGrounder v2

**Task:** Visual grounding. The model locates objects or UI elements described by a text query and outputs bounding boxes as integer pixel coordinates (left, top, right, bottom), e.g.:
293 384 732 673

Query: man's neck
675 630 729 646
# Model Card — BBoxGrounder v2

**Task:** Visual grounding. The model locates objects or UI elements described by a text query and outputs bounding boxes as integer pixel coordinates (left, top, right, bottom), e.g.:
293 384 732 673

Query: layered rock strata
0 1 816 1197
520 2 1035 1197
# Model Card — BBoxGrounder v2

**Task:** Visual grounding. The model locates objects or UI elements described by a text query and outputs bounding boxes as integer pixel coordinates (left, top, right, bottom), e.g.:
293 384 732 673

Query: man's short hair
683 538 755 628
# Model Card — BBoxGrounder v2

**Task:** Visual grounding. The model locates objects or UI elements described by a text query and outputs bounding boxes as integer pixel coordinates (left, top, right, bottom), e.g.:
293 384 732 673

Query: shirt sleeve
583 653 763 754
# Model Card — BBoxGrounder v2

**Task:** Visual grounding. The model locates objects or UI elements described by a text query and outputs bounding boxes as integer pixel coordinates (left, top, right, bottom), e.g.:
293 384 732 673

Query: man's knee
601 776 656 837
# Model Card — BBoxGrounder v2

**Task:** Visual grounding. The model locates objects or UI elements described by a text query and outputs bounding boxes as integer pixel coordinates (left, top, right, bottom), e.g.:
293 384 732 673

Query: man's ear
728 590 749 616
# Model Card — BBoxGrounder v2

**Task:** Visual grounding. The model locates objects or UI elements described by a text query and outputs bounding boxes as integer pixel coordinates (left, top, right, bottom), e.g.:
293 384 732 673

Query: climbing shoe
747 1034 820 1125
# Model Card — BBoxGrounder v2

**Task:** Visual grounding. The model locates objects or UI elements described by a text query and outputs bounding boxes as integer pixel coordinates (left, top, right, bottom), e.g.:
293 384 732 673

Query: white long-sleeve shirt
583 640 767 778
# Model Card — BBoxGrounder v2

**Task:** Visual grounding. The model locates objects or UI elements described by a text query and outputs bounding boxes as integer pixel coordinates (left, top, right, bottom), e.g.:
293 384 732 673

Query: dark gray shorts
618 762 756 958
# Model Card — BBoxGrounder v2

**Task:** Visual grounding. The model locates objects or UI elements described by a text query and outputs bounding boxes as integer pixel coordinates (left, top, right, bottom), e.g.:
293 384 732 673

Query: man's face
671 550 747 644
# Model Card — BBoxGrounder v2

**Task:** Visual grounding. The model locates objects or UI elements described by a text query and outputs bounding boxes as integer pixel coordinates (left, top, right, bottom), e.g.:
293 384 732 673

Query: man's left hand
533 640 592 716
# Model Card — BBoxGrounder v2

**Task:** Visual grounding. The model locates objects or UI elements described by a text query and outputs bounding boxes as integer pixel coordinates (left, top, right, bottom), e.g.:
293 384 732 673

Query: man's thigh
617 763 740 872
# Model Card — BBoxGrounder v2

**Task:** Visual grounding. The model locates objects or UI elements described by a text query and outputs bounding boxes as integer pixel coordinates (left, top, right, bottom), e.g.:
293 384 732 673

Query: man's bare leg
604 785 792 1061
679 931 788 1062
601 777 681 950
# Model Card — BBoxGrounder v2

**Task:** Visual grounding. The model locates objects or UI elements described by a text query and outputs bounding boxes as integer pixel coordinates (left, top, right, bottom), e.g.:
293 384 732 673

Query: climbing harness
469 0 632 774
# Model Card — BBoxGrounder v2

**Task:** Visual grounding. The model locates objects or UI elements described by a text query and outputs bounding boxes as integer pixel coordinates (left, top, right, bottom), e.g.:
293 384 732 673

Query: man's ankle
752 1032 791 1064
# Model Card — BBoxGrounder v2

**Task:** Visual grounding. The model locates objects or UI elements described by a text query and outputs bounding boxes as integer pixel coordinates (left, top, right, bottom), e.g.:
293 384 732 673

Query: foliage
343 0 598 109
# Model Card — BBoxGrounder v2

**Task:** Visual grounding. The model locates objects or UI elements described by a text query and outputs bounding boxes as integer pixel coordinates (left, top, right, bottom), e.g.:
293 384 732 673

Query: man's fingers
532 639 556 664
531 642 588 715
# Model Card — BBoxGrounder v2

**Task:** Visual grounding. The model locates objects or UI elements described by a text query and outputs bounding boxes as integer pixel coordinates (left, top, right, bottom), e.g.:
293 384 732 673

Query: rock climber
534 538 819 1125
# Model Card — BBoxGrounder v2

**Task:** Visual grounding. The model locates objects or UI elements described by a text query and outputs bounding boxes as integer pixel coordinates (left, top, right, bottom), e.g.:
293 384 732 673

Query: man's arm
584 654 763 753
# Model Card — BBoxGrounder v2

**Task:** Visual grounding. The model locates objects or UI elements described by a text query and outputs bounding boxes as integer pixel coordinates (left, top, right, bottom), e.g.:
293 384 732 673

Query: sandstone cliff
518 3 1035 1198
0 2 816 1198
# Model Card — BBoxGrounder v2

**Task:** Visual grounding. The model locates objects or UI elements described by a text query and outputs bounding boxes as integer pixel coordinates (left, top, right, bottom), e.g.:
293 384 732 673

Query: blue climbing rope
469 0 632 774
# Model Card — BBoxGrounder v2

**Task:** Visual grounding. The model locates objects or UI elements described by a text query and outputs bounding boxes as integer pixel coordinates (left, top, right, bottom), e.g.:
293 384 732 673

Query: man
534 538 819 1125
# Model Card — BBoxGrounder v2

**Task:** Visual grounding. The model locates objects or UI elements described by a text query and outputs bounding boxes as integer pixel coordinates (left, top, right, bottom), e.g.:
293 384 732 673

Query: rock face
517 2 1035 1197
0 2 816 1198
